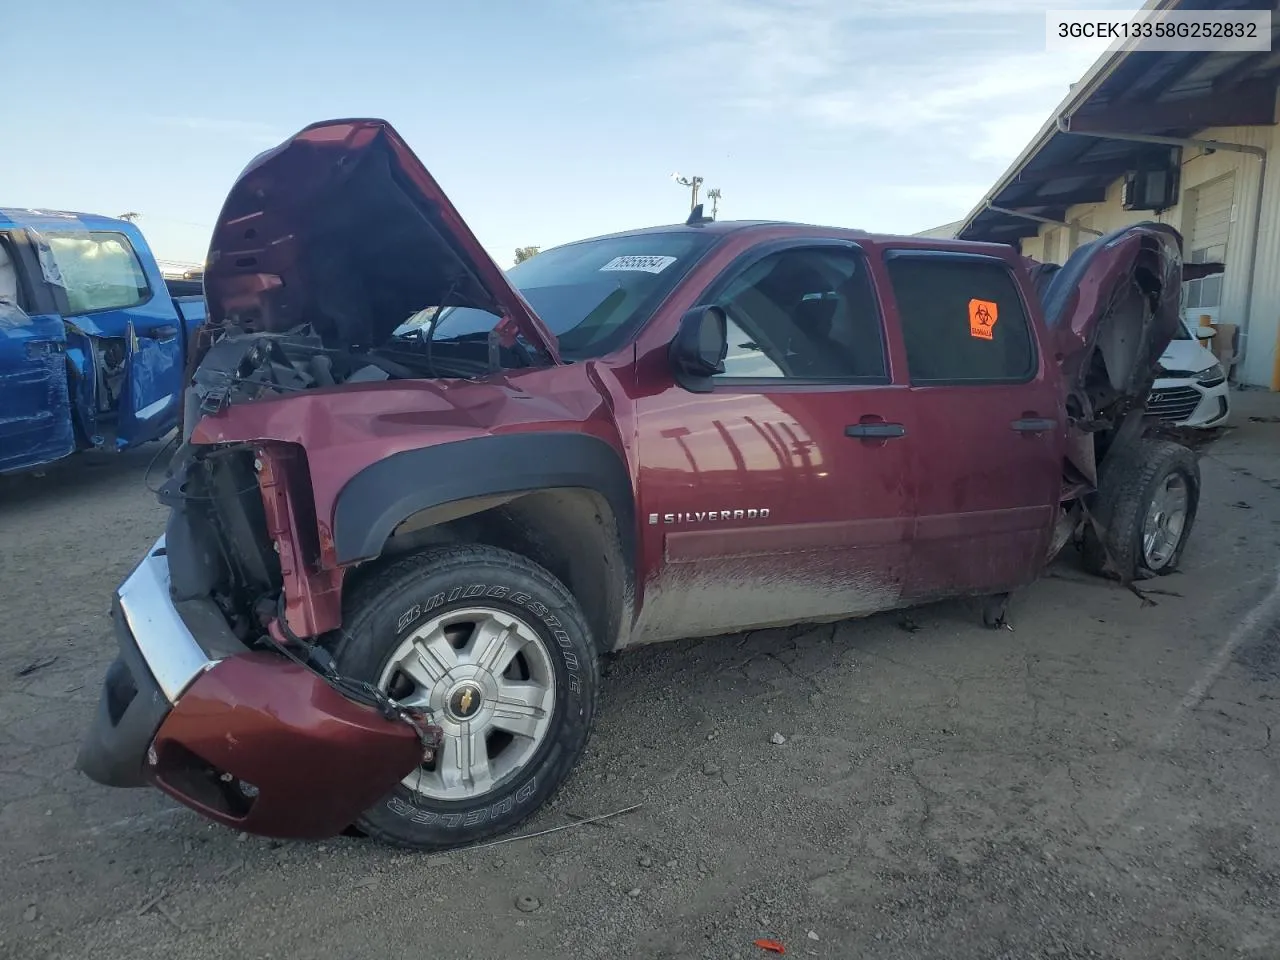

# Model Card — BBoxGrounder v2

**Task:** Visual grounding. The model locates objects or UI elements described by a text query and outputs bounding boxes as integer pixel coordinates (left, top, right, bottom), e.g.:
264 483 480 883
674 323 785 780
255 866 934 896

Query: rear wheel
331 544 598 851
1081 438 1200 581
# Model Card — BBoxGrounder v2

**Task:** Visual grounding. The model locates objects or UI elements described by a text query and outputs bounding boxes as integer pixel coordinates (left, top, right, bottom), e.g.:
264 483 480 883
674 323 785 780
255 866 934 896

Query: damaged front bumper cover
76 537 425 839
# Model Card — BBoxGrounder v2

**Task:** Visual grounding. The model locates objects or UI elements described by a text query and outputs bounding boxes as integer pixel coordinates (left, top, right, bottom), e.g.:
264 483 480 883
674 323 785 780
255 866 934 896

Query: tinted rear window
885 254 1037 385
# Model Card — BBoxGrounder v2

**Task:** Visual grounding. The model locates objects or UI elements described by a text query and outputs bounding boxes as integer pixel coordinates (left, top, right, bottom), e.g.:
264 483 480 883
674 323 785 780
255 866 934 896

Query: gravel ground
2 407 1279 960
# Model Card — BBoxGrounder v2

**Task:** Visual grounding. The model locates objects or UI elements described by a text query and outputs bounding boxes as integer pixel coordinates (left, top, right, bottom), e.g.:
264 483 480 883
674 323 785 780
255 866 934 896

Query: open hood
202 119 560 362
1026 222 1190 422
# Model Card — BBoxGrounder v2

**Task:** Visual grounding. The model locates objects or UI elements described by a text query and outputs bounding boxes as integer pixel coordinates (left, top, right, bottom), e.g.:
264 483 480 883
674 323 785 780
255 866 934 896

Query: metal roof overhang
957 0 1280 244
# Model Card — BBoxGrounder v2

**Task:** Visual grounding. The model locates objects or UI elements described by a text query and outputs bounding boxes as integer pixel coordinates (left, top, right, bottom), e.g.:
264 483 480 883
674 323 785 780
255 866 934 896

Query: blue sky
2 0 1136 267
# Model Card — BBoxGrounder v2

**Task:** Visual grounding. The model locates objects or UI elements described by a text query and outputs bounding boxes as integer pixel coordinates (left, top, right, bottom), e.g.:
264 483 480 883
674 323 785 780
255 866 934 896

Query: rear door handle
1011 417 1057 433
846 422 906 439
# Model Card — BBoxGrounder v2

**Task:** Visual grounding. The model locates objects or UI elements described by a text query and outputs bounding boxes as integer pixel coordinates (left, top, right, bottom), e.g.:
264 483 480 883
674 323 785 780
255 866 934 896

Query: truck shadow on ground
0 442 169 515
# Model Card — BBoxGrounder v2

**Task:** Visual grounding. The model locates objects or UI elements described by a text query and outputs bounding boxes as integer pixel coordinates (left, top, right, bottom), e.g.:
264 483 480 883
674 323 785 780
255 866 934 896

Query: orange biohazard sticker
969 299 997 340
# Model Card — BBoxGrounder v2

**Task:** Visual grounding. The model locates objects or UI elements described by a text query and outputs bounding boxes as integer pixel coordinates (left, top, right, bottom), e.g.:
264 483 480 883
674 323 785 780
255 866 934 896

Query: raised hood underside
201 119 558 362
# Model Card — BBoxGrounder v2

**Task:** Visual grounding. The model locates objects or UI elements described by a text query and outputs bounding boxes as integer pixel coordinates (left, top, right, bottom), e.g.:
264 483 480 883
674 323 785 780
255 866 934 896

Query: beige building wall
1015 115 1280 387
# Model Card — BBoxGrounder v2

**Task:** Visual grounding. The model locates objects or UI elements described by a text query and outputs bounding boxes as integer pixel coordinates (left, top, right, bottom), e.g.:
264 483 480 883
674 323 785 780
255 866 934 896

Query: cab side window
711 247 888 382
884 253 1036 385
42 232 151 316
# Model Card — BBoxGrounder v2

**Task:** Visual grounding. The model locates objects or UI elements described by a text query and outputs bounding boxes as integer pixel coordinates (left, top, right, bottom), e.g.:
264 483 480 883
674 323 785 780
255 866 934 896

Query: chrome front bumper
118 536 220 703
76 536 224 788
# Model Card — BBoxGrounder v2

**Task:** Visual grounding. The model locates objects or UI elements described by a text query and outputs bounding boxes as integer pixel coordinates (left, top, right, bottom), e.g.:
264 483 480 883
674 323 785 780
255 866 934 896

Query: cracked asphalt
2 399 1279 960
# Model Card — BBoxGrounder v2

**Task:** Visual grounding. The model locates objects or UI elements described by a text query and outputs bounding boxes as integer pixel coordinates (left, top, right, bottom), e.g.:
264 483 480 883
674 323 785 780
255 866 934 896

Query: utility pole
671 172 703 213
706 188 722 220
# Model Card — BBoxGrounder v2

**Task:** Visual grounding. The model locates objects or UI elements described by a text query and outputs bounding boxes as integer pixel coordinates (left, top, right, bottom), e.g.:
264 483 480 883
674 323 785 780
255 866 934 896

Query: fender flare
331 432 636 571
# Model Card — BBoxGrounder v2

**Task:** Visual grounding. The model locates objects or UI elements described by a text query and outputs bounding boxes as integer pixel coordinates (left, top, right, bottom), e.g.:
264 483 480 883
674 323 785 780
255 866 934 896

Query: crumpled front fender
1038 221 1185 404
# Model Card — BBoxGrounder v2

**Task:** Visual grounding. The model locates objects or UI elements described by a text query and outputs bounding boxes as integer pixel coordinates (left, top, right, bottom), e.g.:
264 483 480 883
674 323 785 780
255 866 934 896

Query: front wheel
1081 438 1200 581
331 544 598 851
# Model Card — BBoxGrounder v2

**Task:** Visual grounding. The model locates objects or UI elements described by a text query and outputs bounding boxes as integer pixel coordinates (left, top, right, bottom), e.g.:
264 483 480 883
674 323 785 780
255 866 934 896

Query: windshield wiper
345 349 420 380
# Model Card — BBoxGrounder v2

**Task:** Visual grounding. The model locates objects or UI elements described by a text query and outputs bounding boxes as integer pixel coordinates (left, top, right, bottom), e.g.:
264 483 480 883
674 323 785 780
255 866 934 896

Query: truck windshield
397 231 716 361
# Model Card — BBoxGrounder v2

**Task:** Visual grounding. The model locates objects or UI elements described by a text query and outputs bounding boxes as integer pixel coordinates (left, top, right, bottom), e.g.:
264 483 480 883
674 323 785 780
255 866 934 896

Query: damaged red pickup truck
79 119 1203 851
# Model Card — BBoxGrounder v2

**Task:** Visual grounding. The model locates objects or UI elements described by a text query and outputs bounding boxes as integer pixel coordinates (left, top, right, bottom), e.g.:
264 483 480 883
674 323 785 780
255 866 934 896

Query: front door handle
142 324 179 342
1011 417 1057 433
846 422 906 439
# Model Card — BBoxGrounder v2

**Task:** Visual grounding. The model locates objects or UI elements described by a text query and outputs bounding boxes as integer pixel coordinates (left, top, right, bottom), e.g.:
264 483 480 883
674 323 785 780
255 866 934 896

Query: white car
1148 320 1231 428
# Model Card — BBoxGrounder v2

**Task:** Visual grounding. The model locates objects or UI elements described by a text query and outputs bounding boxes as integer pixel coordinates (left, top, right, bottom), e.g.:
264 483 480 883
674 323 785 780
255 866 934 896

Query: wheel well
345 488 633 654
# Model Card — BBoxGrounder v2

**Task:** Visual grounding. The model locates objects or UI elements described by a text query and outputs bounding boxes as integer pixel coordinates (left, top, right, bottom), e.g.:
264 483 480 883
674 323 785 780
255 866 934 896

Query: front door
39 229 185 447
0 231 75 474
633 240 917 645
879 249 1063 602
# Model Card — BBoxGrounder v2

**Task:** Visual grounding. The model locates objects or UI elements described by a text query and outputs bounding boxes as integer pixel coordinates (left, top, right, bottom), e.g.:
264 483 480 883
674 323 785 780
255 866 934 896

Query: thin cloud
605 0 1135 165
145 115 284 146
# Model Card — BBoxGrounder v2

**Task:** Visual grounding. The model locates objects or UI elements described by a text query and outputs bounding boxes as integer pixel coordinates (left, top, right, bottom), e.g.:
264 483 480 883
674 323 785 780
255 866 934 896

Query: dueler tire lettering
329 544 599 852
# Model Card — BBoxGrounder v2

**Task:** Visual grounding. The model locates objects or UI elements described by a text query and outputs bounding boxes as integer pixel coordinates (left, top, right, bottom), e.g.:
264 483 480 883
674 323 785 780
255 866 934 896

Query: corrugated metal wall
1016 118 1280 387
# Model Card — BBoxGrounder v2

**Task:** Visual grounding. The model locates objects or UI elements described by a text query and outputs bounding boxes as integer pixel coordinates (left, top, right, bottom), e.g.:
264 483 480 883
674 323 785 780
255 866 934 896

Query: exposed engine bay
185 321 536 420
158 435 443 753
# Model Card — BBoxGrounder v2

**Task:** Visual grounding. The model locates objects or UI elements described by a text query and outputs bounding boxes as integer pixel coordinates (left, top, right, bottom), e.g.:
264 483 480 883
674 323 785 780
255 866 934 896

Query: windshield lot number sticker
599 255 677 274
969 299 998 340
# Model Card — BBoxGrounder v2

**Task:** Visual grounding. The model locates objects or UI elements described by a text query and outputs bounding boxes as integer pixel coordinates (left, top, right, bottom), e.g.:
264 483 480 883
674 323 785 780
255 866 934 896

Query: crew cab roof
0 208 139 232
552 219 1018 258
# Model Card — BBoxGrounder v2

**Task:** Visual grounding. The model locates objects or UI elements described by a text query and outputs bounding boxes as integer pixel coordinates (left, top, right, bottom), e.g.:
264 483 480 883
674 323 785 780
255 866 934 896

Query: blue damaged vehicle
0 209 207 475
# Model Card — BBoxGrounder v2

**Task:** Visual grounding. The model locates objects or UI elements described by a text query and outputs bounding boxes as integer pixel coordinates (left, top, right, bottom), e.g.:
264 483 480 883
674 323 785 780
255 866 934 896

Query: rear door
633 239 917 644
0 230 76 474
879 249 1062 602
39 229 186 447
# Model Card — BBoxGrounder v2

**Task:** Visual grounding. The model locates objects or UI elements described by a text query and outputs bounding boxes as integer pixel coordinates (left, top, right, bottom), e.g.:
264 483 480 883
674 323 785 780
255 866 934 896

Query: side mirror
669 305 727 393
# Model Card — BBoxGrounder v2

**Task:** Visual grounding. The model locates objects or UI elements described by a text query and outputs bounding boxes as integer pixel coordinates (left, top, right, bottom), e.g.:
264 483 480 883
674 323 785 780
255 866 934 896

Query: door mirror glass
669 305 727 392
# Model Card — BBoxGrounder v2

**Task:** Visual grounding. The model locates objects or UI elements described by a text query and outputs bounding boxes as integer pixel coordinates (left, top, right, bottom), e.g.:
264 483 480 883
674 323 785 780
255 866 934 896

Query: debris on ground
135 889 182 928
754 938 786 954
515 895 541 913
770 732 787 745
15 655 57 677
807 931 821 941
1232 501 1253 509
136 892 166 916
215 861 244 881
468 802 644 850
